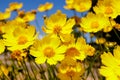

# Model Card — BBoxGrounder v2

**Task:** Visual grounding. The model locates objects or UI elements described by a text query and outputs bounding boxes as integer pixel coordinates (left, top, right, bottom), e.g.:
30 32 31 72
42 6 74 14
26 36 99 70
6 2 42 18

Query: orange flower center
43 47 55 58
18 36 28 45
11 50 22 60
91 21 99 28
66 70 75 77
53 26 62 34
65 47 80 57
105 6 113 14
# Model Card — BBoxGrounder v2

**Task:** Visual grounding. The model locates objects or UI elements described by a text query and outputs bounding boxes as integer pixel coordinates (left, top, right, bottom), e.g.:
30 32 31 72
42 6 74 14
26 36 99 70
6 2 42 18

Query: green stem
109 18 120 41
29 61 37 80
113 28 120 41
28 55 47 80
11 59 18 80
21 60 31 80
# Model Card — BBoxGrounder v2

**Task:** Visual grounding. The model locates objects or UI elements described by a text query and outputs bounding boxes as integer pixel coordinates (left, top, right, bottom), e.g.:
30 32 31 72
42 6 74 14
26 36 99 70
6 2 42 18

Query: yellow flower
0 8 11 20
64 0 74 10
60 34 75 46
3 21 36 51
96 37 106 44
57 57 84 80
38 2 53 12
42 10 75 37
103 18 116 32
93 0 120 18
113 46 120 62
105 42 117 47
65 37 87 60
84 45 95 56
112 0 120 14
99 49 120 80
64 0 92 12
9 2 23 11
73 0 92 12
23 11 36 22
30 35 66 65
114 23 120 30
11 49 27 61
0 40 5 54
15 10 36 22
0 22 6 34
80 12 110 33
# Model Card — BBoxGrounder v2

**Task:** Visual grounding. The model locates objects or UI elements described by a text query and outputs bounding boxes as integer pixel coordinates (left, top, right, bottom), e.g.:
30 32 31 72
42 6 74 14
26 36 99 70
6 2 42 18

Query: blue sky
0 0 90 41
0 0 77 34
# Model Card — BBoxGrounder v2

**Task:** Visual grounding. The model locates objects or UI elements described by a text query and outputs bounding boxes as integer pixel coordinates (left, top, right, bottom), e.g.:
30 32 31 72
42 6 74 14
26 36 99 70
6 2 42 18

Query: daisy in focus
30 35 66 65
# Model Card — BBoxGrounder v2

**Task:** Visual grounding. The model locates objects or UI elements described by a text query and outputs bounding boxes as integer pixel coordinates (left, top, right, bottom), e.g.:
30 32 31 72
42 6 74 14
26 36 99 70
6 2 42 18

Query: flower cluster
0 0 120 80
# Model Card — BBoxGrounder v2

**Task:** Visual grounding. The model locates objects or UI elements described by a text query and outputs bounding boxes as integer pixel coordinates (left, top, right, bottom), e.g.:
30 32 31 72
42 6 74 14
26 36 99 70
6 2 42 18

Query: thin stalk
16 61 25 80
21 60 31 80
11 59 18 80
113 28 120 41
4 53 8 67
109 18 120 41
28 55 47 80
29 61 37 80
45 10 49 17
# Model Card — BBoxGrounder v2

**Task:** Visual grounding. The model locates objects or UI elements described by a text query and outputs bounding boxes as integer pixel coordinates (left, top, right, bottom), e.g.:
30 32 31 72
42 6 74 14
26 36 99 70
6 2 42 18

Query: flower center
18 36 28 45
11 50 22 60
65 47 80 57
91 21 99 28
44 47 55 58
105 6 113 14
53 26 62 34
66 70 75 77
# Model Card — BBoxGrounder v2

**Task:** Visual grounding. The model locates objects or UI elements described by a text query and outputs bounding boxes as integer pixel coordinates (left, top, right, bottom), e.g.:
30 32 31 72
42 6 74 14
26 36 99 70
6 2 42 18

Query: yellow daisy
42 10 75 37
80 12 110 33
38 2 53 12
11 49 27 61
74 0 92 12
99 46 120 80
93 0 120 18
15 10 36 22
65 37 95 61
57 57 84 80
9 2 23 11
64 0 92 12
0 8 11 20
60 34 75 46
30 35 66 65
3 21 36 51
64 0 75 10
